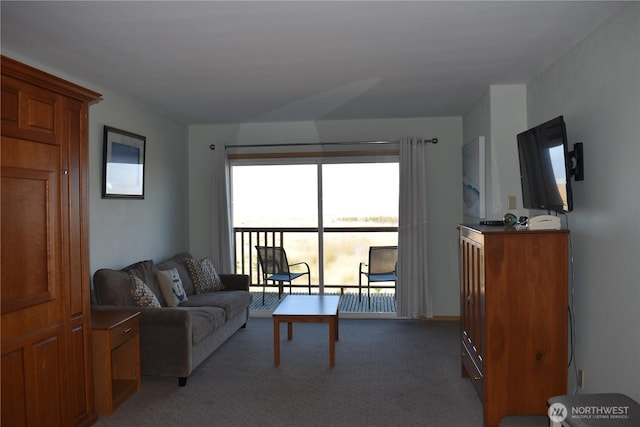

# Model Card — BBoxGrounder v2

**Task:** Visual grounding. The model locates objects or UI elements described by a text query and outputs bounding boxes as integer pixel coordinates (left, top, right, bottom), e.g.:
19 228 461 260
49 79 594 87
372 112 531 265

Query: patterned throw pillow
130 275 161 307
157 268 188 307
186 258 224 294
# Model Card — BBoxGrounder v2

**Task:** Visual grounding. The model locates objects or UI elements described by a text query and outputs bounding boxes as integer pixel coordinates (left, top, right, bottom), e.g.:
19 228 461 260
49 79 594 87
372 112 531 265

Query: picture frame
462 136 486 219
102 126 146 199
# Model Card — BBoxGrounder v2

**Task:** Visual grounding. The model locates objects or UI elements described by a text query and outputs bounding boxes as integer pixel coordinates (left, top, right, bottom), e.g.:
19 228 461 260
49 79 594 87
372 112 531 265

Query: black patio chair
359 245 398 308
255 246 311 305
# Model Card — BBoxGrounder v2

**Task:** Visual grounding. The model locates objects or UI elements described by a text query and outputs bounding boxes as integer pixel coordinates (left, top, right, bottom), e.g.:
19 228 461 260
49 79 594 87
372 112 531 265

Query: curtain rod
211 137 438 150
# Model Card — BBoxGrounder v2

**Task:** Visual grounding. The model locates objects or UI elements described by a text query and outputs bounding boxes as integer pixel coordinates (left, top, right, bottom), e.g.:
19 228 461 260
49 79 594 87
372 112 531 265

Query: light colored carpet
95 318 483 427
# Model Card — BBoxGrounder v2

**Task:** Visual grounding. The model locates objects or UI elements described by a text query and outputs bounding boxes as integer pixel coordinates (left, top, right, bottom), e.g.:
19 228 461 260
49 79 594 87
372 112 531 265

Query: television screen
517 116 573 213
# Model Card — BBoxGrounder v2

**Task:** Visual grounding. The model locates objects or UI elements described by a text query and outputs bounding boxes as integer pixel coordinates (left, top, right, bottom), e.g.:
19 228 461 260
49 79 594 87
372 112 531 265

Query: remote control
479 220 504 226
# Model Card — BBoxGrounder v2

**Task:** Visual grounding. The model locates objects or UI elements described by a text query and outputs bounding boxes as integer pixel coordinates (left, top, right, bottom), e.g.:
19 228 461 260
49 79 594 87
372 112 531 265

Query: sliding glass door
321 162 398 289
231 158 398 295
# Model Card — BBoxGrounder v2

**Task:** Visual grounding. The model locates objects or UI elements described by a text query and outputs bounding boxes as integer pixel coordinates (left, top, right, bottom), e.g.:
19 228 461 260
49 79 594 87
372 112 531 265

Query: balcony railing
233 226 398 296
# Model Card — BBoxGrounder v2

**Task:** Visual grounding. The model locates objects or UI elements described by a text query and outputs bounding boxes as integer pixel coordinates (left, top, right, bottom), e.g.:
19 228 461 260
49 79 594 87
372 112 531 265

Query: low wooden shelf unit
91 311 141 416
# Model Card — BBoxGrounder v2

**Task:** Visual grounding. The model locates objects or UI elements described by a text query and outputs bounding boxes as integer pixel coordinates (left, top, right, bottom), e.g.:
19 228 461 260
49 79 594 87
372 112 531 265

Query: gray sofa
92 252 252 386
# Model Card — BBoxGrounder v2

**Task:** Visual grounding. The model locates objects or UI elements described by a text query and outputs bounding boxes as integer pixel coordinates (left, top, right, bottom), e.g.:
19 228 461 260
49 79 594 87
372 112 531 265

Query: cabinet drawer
462 334 483 372
109 317 138 350
462 342 484 401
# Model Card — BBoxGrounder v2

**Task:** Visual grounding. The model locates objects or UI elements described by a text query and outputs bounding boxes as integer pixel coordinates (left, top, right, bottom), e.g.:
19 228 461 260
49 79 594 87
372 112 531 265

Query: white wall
488 85 527 218
188 117 464 316
88 91 189 272
527 4 639 399
463 85 527 222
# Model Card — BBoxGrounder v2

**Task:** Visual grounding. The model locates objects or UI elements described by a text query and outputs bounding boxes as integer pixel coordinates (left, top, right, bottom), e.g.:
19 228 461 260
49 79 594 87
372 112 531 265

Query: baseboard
426 315 460 321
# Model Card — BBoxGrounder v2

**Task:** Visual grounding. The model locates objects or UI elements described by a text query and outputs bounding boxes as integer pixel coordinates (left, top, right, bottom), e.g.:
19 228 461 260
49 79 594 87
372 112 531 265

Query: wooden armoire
459 224 570 427
1 56 101 426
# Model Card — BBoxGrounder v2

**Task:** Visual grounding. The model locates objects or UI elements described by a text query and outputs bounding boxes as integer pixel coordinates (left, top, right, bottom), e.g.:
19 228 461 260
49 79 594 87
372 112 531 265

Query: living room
2 1 638 425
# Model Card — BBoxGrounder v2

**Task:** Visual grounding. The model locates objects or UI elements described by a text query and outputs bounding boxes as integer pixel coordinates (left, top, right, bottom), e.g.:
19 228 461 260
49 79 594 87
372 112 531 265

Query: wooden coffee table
272 295 340 367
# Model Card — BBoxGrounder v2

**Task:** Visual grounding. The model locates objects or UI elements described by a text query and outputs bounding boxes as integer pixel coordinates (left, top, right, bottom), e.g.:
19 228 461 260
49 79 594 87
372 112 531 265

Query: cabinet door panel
1 349 27 427
69 323 90 424
460 234 485 367
1 137 64 337
64 100 87 317
30 333 64 427
1 75 59 145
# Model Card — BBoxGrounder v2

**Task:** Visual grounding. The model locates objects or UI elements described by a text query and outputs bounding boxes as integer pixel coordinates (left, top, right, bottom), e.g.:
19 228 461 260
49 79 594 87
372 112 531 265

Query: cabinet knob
467 295 472 304
63 169 68 175
121 327 132 335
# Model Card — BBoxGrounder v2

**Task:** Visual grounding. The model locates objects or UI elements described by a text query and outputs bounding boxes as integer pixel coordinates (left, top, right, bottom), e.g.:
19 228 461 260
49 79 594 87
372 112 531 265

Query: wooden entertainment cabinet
459 225 569 427
1 56 100 426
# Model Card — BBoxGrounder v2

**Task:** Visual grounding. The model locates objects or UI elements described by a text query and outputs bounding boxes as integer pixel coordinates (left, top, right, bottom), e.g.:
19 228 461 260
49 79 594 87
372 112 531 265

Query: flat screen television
517 116 582 213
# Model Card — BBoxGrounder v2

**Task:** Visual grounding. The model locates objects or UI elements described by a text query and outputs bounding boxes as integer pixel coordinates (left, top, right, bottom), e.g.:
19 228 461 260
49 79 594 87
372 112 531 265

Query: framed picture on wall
102 126 146 199
462 136 486 218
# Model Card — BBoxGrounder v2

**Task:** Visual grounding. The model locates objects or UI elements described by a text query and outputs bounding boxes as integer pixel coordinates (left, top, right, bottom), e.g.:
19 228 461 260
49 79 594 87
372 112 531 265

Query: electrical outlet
578 369 585 388
508 196 516 210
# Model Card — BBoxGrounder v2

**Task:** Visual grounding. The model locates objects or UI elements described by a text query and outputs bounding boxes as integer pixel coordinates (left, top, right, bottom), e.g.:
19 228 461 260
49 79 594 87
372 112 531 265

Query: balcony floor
249 291 397 318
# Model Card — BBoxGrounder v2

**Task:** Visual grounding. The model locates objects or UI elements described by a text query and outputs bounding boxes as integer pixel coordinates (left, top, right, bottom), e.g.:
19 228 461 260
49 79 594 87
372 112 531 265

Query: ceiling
0 1 625 125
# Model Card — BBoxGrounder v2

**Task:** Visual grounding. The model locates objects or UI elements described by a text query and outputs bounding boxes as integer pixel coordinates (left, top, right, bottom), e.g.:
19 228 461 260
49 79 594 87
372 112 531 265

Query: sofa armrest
219 274 250 291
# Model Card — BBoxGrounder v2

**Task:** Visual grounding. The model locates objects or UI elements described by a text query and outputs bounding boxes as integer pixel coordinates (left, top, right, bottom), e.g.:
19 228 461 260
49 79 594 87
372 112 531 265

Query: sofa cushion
186 306 227 344
186 258 224 293
157 252 195 296
130 275 162 308
124 260 166 306
93 268 136 306
93 259 166 306
180 290 252 320
157 268 188 307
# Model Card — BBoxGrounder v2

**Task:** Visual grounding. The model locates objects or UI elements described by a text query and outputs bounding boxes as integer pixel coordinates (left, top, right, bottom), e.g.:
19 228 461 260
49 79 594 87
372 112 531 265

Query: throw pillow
186 258 224 294
130 275 161 308
157 268 188 307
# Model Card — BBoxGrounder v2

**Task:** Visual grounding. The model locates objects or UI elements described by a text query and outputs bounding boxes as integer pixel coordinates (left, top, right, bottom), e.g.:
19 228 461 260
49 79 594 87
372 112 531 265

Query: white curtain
211 148 234 272
397 137 432 318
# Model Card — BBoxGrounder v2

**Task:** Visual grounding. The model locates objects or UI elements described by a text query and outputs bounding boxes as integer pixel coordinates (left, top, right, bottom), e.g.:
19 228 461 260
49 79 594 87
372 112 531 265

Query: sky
231 162 399 226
